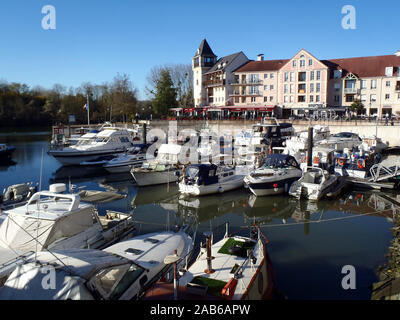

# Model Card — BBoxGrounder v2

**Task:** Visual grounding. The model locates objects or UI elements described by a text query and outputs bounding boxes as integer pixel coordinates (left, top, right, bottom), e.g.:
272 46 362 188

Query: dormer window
386 67 393 77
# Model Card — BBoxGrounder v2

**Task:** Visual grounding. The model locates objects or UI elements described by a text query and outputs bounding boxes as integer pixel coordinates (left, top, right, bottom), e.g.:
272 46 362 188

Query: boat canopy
262 154 299 169
184 164 218 186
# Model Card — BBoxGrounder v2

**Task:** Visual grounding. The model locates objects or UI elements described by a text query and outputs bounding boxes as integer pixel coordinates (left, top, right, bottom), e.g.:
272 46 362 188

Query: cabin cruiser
0 183 134 285
178 164 245 196
48 127 137 166
103 144 151 173
0 182 37 209
289 166 340 201
315 132 362 151
244 154 302 196
0 226 195 300
0 144 15 160
131 144 182 187
359 136 389 153
144 225 274 300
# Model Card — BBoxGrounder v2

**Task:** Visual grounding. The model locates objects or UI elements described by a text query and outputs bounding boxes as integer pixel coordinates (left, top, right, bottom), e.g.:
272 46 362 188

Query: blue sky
0 0 398 99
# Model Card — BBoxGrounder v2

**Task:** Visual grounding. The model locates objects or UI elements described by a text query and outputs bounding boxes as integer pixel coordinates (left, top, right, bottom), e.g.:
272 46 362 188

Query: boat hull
245 176 300 197
179 175 244 196
48 149 125 166
132 170 179 186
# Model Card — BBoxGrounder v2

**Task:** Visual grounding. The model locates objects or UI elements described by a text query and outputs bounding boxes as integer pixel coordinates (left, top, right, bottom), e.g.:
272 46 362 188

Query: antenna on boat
35 148 45 262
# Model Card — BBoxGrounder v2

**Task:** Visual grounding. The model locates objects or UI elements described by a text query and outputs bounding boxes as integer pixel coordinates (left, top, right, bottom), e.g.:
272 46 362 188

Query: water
0 129 395 300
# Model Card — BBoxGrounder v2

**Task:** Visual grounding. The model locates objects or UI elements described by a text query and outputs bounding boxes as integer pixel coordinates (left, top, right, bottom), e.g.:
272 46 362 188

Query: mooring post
307 126 313 167
143 123 147 144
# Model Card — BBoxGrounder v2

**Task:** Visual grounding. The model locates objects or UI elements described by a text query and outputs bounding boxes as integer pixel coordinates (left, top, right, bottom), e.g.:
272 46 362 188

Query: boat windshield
90 263 145 300
94 137 110 143
76 138 95 146
185 166 199 179
261 156 298 169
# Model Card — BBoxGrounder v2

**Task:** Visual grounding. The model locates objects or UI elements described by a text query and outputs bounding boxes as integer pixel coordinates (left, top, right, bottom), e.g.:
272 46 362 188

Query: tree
349 99 365 115
152 69 178 115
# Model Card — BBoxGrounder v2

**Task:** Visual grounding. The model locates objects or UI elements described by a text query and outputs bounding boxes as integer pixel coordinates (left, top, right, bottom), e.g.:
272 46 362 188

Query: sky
0 0 399 99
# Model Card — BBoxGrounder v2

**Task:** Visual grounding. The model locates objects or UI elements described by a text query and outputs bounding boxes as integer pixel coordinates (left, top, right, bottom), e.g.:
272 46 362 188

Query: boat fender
357 159 365 169
218 186 224 193
221 278 238 299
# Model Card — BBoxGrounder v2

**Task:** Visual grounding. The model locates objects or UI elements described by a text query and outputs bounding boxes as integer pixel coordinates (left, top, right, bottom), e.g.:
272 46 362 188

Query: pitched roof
204 52 245 74
196 39 216 57
321 55 400 78
233 59 289 72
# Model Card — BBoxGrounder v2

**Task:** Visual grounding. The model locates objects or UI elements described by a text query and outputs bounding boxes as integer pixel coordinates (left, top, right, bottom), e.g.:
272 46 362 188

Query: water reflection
0 159 17 172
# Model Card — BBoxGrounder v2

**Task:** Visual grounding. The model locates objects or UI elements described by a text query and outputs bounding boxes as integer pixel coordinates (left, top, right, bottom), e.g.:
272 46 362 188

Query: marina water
0 128 395 300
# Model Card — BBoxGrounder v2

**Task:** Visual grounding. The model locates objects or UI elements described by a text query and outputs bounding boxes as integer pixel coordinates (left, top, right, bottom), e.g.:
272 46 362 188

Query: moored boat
0 144 15 160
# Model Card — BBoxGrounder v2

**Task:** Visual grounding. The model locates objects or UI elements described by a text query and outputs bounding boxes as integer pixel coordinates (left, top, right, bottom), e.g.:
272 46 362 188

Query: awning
183 108 195 113
169 108 183 112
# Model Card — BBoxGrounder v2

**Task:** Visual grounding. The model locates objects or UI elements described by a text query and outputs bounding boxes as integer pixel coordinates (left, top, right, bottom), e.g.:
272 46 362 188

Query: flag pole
87 94 90 126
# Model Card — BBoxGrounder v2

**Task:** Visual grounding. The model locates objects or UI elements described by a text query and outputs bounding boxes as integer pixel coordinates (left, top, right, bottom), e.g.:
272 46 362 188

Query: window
361 80 367 89
316 95 320 102
298 96 306 102
370 94 377 102
334 95 340 102
309 59 313 66
316 83 321 93
346 95 354 103
264 97 268 102
251 97 256 102
264 74 268 79
361 94 367 102
300 60 305 67
290 96 294 102
386 81 391 87
284 84 288 94
398 93 400 100
298 72 307 82
371 80 377 89
310 95 314 102
293 60 297 67
270 85 274 90
316 71 321 80
310 71 315 81
270 96 273 101
334 83 340 91
284 72 289 82
333 70 342 79
290 72 294 82
310 83 314 92
284 96 288 103
290 84 294 94
264 85 268 90
385 94 390 100
270 73 274 79
386 67 393 76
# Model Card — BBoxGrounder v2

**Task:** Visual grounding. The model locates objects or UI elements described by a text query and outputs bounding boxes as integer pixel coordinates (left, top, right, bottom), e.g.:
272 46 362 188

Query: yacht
144 225 274 300
178 164 245 196
103 144 151 173
48 127 137 166
244 154 302 196
315 132 362 151
131 144 182 187
289 166 340 201
0 182 37 209
0 183 134 285
0 226 195 300
0 144 15 160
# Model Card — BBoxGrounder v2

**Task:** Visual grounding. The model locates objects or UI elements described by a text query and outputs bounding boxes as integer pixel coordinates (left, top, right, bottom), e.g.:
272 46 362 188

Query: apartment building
192 39 400 118
192 39 248 107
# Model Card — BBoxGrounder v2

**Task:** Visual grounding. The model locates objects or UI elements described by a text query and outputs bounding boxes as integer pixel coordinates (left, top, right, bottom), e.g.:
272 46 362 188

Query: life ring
313 157 320 164
301 156 307 163
337 158 346 166
357 159 365 169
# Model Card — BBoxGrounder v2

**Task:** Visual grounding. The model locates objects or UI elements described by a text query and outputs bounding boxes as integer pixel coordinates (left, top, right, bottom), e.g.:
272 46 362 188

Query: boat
243 154 302 196
48 126 137 166
144 224 274 300
103 144 151 173
0 183 134 285
0 182 37 209
131 144 182 187
288 166 340 201
315 132 362 152
0 226 195 300
0 144 15 160
178 164 245 196
80 154 118 166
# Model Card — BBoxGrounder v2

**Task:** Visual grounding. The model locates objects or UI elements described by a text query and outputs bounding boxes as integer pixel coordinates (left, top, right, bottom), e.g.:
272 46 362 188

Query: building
192 39 248 107
193 39 400 118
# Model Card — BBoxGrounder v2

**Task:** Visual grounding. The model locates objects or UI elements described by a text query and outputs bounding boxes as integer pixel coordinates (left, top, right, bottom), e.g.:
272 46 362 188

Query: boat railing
369 163 400 182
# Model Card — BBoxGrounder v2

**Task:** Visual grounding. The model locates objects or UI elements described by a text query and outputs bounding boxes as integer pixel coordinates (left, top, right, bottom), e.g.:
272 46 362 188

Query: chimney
257 54 264 61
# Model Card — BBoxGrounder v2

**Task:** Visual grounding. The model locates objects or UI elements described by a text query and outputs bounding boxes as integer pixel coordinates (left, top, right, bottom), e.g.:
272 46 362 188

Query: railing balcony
204 79 225 87
298 89 306 94
344 87 358 94
230 79 262 85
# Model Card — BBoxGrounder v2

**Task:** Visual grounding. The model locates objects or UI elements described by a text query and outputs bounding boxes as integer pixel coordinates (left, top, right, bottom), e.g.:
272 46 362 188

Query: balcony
230 79 263 86
230 91 261 97
203 79 225 87
344 87 359 94
395 85 400 92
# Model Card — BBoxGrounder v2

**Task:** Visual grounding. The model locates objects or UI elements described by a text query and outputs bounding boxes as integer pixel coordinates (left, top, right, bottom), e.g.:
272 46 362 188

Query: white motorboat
315 132 362 151
144 225 274 300
289 166 339 201
131 144 182 187
360 136 389 153
178 164 245 196
0 183 134 284
0 226 195 300
103 144 151 173
48 127 137 166
0 182 37 209
244 154 302 197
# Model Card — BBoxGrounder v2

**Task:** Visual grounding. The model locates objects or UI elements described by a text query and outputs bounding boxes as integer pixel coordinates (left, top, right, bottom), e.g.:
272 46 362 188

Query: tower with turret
192 39 217 107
